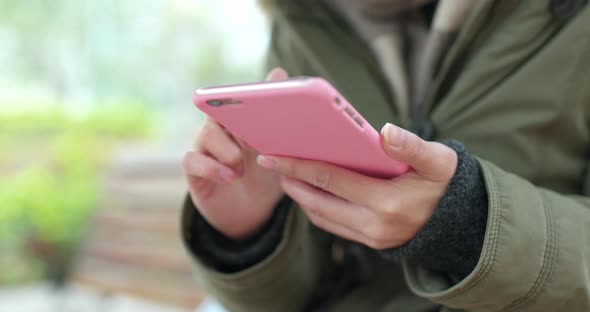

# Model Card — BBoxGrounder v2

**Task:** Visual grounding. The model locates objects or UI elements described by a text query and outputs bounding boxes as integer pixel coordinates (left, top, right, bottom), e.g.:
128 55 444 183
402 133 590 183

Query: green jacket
183 0 590 311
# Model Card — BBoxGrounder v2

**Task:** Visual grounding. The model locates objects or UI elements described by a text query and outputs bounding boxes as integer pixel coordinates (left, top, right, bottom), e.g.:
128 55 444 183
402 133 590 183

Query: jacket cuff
379 140 488 281
182 203 324 311
181 195 292 273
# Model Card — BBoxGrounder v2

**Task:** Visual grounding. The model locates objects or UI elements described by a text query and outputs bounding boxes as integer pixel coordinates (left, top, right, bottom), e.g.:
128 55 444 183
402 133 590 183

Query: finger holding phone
257 123 458 250
182 68 289 240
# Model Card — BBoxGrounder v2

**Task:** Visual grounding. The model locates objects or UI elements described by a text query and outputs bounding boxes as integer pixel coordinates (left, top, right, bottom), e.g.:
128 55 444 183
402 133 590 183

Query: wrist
379 141 488 281
197 191 285 241
210 212 276 241
182 195 292 273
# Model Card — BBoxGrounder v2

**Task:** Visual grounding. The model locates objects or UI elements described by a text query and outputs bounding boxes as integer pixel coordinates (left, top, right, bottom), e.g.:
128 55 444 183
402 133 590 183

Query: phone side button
352 115 365 128
344 106 355 117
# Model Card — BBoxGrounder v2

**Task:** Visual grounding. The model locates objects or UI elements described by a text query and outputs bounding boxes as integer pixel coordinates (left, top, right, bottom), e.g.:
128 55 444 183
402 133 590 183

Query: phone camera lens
207 100 223 107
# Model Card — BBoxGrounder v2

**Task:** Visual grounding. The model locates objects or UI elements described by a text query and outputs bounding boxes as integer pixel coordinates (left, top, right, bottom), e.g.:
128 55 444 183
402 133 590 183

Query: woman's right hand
182 68 288 240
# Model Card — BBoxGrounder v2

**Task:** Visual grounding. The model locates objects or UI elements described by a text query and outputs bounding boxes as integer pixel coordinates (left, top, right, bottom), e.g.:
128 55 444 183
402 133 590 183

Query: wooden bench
71 145 205 309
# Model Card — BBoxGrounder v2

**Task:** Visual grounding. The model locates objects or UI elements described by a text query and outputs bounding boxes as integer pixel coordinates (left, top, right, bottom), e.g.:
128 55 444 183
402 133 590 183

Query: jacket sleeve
403 157 590 311
182 199 328 312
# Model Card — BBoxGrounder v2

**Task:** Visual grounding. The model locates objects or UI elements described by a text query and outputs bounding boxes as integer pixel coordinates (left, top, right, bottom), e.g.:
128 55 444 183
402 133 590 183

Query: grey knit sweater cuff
181 195 291 273
379 140 488 281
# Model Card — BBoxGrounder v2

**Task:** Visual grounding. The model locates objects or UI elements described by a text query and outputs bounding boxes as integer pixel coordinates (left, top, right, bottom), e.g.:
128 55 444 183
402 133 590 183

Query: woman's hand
256 123 458 249
183 68 288 240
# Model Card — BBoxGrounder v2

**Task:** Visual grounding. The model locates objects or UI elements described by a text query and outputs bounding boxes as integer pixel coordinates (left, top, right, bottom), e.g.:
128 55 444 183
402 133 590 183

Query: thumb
266 67 289 81
380 123 457 179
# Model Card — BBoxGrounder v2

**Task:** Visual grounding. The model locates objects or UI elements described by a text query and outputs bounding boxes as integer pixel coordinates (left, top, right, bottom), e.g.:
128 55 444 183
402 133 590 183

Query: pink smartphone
193 77 409 179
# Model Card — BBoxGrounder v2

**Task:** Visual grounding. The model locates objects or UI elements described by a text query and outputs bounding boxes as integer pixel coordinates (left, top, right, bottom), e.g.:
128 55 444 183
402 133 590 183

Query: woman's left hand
256 123 458 250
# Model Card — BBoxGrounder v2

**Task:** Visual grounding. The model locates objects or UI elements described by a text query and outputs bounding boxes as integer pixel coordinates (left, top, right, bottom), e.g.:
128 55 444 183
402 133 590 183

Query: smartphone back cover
194 78 409 178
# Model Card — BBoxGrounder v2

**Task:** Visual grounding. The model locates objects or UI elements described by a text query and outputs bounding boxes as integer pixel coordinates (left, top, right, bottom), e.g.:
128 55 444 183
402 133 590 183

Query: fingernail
267 68 288 80
256 155 277 170
219 167 236 182
383 123 406 150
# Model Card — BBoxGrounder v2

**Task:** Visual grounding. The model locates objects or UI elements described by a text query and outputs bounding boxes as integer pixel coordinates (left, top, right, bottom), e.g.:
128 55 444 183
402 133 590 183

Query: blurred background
0 0 268 311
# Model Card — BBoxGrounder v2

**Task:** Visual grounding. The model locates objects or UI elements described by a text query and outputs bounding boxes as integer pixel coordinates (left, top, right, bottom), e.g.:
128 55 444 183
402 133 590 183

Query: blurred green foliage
0 0 267 286
0 103 153 284
0 138 98 245
0 102 153 139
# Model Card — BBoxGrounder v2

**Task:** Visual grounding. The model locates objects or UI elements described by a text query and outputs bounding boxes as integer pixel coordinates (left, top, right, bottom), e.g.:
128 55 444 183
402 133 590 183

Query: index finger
257 155 389 208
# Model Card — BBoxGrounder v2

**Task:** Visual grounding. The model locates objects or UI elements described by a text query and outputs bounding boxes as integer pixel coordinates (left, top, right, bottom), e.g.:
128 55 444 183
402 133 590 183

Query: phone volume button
352 115 365 128
343 106 364 128
344 106 355 117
